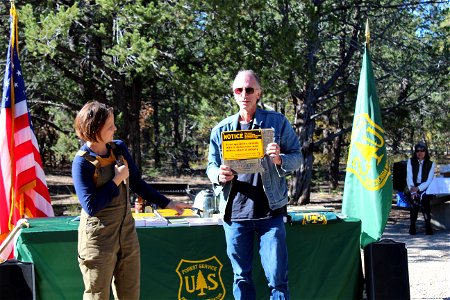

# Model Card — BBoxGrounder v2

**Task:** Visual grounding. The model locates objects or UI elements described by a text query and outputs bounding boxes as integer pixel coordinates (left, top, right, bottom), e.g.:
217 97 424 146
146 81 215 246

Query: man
207 70 302 299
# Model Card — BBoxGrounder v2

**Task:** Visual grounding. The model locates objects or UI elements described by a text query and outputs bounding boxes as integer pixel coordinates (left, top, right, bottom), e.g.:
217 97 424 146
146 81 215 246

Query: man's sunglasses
234 87 255 95
416 149 425 153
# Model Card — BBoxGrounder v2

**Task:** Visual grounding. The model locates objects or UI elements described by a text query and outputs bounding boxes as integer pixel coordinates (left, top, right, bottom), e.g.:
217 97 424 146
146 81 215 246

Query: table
426 177 450 195
15 216 362 300
426 177 450 229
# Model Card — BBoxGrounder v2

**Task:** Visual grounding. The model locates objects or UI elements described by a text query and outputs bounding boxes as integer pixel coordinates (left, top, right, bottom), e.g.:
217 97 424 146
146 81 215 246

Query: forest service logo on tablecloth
176 256 225 300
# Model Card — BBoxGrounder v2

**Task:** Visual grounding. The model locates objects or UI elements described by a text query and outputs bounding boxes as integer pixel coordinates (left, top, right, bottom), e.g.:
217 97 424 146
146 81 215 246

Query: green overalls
77 149 140 300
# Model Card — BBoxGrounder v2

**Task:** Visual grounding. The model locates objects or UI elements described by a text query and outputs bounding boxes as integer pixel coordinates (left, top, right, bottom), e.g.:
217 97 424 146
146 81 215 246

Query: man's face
233 73 261 113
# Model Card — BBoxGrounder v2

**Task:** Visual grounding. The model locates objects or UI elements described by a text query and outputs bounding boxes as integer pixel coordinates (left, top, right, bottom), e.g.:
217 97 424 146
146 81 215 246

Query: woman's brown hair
74 101 113 143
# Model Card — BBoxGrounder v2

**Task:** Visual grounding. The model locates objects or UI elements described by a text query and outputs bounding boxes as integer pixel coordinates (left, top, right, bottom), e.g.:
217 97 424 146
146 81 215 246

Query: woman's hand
410 186 419 193
113 164 129 186
167 200 192 215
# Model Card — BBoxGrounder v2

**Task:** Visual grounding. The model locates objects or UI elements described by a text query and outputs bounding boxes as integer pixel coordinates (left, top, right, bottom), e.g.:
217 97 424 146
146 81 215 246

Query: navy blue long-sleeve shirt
72 140 170 216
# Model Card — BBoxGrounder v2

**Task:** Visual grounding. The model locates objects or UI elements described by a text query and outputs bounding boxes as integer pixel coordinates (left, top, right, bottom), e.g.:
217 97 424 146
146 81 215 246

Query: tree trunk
112 75 143 169
171 97 181 176
329 106 344 189
113 75 129 142
290 1 361 202
151 87 161 168
291 92 316 204
129 77 143 168
329 19 349 189
290 2 322 205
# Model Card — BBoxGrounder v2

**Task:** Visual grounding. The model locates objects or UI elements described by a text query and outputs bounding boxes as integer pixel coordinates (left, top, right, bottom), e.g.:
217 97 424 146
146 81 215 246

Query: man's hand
218 165 235 183
266 142 282 166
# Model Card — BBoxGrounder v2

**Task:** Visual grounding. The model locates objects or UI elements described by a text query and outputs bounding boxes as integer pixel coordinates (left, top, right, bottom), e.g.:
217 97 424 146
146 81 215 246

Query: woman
72 101 190 299
406 142 435 235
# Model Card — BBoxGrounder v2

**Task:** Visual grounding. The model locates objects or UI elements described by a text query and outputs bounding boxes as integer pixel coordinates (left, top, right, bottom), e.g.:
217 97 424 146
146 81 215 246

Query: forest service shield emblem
347 113 390 191
176 256 225 300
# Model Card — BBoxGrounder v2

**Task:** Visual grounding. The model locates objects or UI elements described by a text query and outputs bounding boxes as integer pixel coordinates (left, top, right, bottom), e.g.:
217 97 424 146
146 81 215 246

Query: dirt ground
46 173 215 215
45 173 410 222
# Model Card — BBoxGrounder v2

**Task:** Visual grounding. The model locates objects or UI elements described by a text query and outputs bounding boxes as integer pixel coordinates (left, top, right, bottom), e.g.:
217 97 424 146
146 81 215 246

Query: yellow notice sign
222 130 264 160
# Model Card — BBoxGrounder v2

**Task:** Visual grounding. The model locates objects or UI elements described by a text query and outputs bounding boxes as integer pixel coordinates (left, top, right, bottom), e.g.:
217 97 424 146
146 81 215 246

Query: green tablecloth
15 216 362 300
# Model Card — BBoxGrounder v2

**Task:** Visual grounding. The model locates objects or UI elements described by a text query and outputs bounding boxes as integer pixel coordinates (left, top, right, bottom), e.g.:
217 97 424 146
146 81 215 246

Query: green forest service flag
342 43 393 249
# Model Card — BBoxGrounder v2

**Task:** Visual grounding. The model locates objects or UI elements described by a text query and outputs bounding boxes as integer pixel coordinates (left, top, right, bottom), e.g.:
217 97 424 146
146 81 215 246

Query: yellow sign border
221 129 264 160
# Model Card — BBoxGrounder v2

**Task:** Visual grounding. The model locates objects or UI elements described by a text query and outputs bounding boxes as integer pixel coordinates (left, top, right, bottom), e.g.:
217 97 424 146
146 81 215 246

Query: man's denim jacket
207 108 302 215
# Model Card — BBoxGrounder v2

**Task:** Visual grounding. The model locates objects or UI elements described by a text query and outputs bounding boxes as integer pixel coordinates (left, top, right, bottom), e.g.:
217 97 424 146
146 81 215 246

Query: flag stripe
14 120 33 145
25 190 54 217
12 98 28 115
16 151 35 173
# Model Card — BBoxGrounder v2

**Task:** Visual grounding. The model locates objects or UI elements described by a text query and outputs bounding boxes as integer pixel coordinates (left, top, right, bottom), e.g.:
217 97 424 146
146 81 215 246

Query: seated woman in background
406 142 435 235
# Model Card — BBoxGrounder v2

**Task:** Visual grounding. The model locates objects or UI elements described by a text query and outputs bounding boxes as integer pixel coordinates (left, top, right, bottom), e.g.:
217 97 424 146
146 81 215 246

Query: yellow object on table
132 212 157 218
155 208 198 218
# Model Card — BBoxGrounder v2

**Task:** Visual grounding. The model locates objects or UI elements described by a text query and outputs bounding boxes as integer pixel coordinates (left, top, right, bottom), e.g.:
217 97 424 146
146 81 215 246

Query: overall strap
76 150 105 186
76 150 100 168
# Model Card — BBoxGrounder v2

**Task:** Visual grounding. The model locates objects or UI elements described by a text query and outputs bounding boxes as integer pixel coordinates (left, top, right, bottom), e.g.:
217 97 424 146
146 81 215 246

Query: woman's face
415 148 426 160
98 113 116 143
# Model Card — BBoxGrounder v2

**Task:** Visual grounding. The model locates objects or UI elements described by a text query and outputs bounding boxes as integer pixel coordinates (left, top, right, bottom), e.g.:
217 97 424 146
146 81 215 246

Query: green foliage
142 166 161 181
50 132 78 166
21 4 80 57
0 0 446 189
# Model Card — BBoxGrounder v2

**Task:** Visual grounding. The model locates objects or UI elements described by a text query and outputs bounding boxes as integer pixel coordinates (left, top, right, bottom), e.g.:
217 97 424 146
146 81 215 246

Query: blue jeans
223 216 289 300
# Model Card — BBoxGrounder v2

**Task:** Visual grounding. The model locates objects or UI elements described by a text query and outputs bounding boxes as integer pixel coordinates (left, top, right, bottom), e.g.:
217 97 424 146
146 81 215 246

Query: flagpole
8 0 18 231
0 219 28 262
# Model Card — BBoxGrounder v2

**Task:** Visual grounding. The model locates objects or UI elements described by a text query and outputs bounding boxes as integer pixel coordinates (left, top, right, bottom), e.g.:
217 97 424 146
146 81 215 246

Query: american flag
0 4 54 260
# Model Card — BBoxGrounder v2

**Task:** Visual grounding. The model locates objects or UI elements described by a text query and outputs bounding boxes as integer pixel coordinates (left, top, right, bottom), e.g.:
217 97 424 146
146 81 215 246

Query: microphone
116 158 124 167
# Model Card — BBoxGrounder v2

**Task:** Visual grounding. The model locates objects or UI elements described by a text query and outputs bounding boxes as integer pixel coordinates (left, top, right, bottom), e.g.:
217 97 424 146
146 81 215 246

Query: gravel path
381 211 450 300
310 194 450 300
